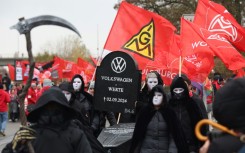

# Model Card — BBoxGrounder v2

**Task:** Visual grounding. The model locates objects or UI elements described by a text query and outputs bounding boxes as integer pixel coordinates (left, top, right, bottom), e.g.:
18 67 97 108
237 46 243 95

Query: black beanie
213 78 245 131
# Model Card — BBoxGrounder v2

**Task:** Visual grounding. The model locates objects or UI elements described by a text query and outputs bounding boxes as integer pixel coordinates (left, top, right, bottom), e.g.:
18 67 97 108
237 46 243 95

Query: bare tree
38 35 93 64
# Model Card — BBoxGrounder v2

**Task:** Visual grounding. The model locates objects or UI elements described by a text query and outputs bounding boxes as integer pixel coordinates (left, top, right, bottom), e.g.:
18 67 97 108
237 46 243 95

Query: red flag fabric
194 0 245 52
233 69 245 78
7 64 15 81
104 1 176 70
140 34 184 85
62 60 77 80
174 33 214 83
181 18 245 71
77 57 95 82
52 56 65 78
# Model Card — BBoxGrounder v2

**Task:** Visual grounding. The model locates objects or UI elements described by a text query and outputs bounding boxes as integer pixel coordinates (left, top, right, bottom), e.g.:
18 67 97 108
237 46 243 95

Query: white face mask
147 78 158 91
62 91 72 102
152 92 163 106
73 78 82 91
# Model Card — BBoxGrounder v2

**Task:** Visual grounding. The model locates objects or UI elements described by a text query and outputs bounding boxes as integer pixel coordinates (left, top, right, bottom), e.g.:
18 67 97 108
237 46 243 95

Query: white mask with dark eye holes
147 78 158 91
153 92 163 106
62 90 72 102
73 78 82 91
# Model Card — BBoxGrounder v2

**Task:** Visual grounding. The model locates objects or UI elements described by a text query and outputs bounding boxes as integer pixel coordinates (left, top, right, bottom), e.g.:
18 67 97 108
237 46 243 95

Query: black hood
59 81 75 95
170 76 190 99
27 87 76 122
70 74 85 93
213 78 245 131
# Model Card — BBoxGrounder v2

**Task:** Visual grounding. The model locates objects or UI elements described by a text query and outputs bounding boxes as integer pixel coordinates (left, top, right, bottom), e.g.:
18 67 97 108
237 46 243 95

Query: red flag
233 69 245 78
174 33 214 83
194 0 245 52
77 58 96 82
104 1 176 70
141 35 187 85
52 56 65 78
7 64 15 81
62 60 76 79
181 18 245 71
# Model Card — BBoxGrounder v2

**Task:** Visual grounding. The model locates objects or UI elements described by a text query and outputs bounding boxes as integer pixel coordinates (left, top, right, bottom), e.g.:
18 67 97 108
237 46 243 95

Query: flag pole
179 56 182 77
117 113 121 124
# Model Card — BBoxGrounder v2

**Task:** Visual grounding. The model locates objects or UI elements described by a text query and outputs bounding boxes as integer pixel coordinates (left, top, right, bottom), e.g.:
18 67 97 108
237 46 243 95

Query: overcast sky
0 0 119 58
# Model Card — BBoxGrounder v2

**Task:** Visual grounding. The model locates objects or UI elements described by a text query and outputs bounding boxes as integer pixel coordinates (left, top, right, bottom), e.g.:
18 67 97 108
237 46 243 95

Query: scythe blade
10 15 81 37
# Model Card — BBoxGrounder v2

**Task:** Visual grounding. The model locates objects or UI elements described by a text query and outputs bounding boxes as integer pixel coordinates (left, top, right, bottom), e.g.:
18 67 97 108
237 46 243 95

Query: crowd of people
0 71 244 153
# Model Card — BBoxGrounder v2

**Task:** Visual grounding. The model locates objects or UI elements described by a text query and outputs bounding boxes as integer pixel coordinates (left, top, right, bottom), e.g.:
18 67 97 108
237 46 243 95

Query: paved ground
0 120 20 151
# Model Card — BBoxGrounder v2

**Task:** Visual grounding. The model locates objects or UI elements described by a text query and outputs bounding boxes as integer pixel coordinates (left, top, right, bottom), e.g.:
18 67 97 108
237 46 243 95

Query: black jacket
3 87 92 153
169 77 208 152
59 81 107 153
136 71 164 116
71 74 95 126
130 85 189 153
208 133 244 153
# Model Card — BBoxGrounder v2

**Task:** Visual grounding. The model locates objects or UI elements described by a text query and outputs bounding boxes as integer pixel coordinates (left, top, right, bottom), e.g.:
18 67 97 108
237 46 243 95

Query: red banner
194 0 245 52
104 1 176 71
181 18 245 71
7 64 15 81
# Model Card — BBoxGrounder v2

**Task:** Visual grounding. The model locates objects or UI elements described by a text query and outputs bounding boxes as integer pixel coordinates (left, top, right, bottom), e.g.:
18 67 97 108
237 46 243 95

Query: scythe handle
18 31 35 153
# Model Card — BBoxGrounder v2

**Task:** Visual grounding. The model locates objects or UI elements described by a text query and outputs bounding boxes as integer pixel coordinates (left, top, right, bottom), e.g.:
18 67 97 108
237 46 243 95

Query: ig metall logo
111 57 126 73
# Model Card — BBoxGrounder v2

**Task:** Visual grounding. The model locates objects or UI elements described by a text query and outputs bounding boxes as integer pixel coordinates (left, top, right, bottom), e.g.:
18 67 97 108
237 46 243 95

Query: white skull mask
152 92 163 106
73 78 82 91
147 78 158 91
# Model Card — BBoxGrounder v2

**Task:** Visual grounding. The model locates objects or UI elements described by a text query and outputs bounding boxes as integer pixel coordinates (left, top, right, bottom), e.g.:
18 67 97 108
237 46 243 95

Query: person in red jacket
36 79 53 100
0 83 11 136
26 82 37 114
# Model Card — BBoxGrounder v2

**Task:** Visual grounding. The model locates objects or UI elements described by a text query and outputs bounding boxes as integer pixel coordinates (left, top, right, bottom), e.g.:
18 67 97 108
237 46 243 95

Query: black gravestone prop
94 51 141 114
97 123 135 153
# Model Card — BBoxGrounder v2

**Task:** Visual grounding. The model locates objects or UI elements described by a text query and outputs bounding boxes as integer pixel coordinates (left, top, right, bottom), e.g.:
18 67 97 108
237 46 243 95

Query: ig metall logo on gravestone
111 57 126 73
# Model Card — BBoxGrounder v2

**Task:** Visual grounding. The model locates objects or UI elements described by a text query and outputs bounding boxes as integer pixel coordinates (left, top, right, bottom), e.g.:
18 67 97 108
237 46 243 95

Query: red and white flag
194 0 245 52
181 18 245 71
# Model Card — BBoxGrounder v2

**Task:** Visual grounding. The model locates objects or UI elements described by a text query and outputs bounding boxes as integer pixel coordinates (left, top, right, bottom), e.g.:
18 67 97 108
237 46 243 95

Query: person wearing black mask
169 76 208 153
2 87 92 153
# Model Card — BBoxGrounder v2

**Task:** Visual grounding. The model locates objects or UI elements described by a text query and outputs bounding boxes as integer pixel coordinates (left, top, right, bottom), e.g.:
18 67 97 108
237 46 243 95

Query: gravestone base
97 123 135 153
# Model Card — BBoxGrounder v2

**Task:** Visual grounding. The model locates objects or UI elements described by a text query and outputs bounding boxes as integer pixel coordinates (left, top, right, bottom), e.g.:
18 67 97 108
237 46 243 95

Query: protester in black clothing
88 81 117 137
200 78 245 153
71 74 95 126
2 87 92 153
130 85 189 153
2 73 11 92
169 76 209 153
59 81 90 126
181 74 208 121
59 81 107 153
136 71 164 115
